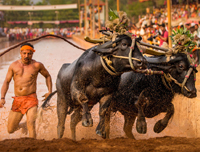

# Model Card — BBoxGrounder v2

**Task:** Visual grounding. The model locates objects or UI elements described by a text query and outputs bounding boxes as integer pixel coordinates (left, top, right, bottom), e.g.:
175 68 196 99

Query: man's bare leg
7 110 24 134
26 106 37 138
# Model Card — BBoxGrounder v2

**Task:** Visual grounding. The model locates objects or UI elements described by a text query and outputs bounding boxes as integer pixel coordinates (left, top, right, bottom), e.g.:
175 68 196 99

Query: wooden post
98 0 101 36
92 0 95 38
105 0 108 22
117 0 119 12
89 0 92 36
84 0 88 36
167 0 172 48
78 0 82 35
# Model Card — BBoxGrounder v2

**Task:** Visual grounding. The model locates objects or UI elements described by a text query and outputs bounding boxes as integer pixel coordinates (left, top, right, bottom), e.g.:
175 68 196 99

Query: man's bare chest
13 65 39 79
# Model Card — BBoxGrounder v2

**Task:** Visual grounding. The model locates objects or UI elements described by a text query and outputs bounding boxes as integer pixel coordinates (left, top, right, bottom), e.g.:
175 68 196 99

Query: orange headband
20 45 35 52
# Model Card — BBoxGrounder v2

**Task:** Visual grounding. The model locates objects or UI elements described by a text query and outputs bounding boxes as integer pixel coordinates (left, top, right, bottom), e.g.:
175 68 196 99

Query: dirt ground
0 136 200 152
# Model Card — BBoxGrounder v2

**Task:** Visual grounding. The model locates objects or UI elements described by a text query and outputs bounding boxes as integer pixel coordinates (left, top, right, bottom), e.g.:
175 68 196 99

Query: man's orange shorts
11 93 38 114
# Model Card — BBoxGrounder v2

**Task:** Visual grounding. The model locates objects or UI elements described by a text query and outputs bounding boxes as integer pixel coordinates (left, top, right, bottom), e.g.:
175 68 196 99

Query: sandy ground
0 38 200 151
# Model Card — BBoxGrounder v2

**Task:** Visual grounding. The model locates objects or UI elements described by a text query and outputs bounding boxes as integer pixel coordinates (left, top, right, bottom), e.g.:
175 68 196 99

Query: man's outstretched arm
39 63 52 101
0 65 13 107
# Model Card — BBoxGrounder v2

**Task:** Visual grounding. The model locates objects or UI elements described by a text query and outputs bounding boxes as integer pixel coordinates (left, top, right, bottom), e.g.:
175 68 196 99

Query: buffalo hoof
96 130 102 136
154 120 168 133
96 130 106 139
82 118 93 127
136 117 147 134
88 118 93 127
82 113 93 127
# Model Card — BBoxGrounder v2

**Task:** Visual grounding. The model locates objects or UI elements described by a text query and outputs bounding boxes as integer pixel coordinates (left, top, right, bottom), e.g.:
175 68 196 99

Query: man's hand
0 99 5 108
42 92 51 101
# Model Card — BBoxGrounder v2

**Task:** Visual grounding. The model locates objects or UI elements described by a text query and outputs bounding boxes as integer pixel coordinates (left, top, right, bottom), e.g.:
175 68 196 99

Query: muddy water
0 40 18 50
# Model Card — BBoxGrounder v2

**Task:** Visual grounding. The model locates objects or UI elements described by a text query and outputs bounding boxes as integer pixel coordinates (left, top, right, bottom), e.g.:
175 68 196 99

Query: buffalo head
150 53 197 98
93 35 147 73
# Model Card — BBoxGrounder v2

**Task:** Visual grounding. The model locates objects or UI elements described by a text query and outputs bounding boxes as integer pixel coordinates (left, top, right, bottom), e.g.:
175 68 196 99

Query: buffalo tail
37 90 57 123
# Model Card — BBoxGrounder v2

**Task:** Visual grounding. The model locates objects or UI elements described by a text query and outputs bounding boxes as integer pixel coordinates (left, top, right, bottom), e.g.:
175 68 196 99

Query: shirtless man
0 42 52 138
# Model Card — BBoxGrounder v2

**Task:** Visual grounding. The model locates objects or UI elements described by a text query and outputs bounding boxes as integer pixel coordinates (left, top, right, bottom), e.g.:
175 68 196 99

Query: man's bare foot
19 122 28 135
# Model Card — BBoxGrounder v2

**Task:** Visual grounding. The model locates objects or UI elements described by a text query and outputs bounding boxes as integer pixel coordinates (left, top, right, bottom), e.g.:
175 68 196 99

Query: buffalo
40 35 147 140
110 53 197 139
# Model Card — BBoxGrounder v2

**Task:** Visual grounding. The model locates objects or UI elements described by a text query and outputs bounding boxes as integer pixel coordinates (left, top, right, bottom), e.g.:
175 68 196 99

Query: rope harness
161 66 195 93
100 35 141 75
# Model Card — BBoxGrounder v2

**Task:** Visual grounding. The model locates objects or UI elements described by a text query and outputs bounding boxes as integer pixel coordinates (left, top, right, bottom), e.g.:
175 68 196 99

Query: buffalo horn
138 41 169 52
84 36 110 44
140 46 166 56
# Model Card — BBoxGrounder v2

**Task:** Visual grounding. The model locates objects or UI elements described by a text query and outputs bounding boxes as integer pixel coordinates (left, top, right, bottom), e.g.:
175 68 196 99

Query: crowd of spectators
129 2 200 48
127 2 200 65
0 27 81 41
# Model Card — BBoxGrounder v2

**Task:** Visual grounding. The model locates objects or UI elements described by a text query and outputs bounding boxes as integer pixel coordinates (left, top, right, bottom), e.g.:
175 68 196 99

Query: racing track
0 36 200 142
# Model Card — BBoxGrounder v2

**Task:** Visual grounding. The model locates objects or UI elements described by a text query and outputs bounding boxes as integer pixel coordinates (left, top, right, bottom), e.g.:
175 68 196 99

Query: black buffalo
110 53 197 139
41 35 146 140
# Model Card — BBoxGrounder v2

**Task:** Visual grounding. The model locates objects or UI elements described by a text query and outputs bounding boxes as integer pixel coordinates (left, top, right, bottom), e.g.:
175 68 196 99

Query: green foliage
171 28 197 53
127 1 153 21
108 9 119 21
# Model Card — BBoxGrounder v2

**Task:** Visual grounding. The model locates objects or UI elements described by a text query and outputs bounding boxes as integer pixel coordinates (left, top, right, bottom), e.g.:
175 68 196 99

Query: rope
166 73 190 92
0 34 86 57
100 56 119 75
134 69 164 75
161 75 172 91
129 37 136 70
162 74 174 93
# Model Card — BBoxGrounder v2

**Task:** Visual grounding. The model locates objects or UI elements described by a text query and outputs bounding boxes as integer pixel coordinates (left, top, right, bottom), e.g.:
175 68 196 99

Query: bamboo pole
167 0 172 48
89 0 92 36
92 0 95 38
117 0 119 12
84 0 88 36
78 0 82 35
105 0 108 21
98 0 101 37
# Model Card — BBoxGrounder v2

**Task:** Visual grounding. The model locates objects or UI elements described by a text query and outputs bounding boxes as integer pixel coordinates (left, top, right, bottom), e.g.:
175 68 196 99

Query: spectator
158 23 168 47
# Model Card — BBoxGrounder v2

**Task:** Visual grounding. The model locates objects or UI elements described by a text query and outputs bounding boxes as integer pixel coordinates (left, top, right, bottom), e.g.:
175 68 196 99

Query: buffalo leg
104 108 111 139
135 90 147 134
154 103 174 133
82 102 93 127
123 113 136 139
57 92 68 138
70 109 82 140
96 95 112 139
71 89 93 127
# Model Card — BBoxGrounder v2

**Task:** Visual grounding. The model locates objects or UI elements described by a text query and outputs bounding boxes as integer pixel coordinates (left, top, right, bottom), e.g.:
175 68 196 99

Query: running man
0 42 52 138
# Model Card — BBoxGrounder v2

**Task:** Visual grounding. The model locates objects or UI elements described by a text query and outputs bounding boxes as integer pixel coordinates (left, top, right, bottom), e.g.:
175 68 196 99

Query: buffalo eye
177 61 186 73
179 64 184 70
121 42 128 50
179 64 183 69
122 43 127 46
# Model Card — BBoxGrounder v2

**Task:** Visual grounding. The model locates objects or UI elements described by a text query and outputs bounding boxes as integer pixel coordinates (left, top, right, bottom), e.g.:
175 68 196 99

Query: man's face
195 25 198 30
20 49 33 64
160 26 165 31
